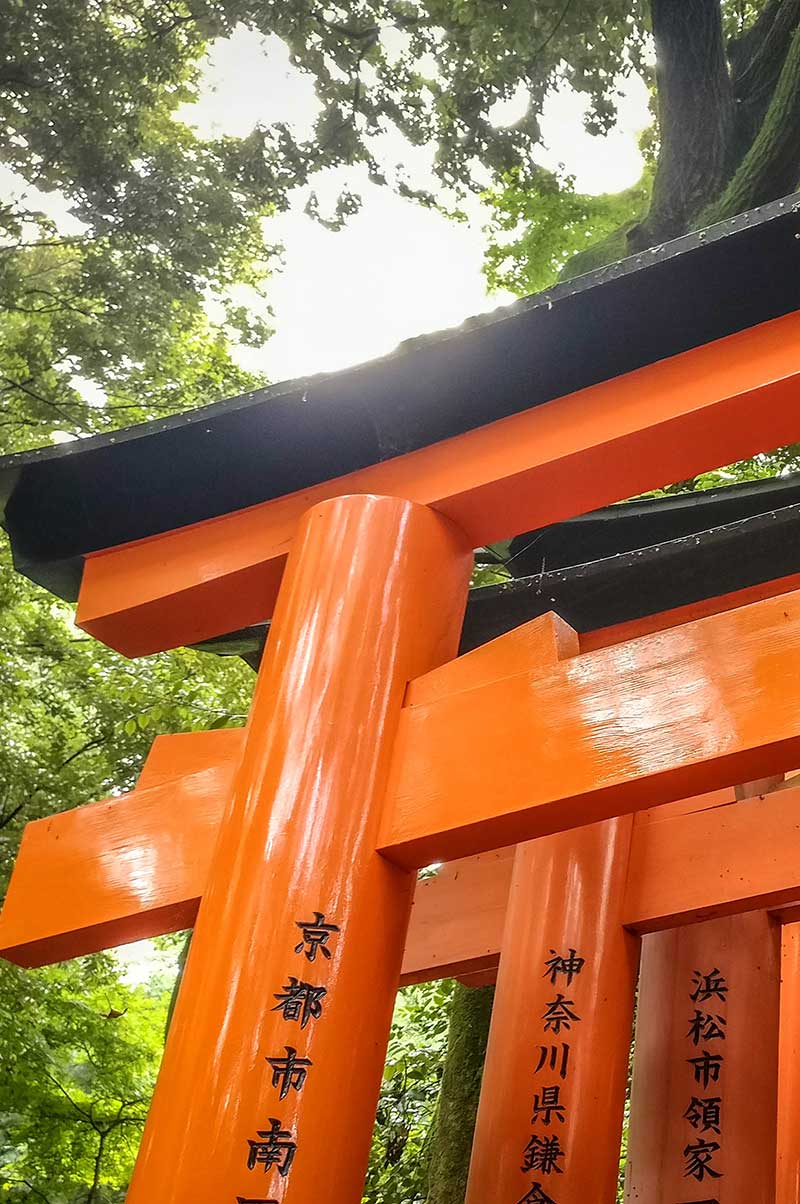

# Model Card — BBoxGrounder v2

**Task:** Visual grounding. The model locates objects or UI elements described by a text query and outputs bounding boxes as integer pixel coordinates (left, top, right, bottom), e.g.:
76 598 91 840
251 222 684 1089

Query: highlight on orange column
465 816 639 1204
625 911 781 1202
126 494 473 1204
778 920 800 1203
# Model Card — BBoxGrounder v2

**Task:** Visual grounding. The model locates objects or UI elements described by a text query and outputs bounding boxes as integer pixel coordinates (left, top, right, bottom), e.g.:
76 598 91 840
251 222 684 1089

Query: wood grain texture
778 921 800 1203
9 769 800 976
624 785 800 931
467 819 638 1204
0 730 242 966
625 912 780 1202
381 589 800 866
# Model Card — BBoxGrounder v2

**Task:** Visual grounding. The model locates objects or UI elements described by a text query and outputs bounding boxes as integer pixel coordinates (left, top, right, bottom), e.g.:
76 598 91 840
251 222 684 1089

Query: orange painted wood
401 849 514 986
127 496 473 1204
136 727 244 789
623 785 800 931
778 921 800 1204
454 967 499 988
406 612 579 705
467 819 639 1204
76 311 800 655
15 771 800 978
382 589 800 867
625 912 780 1201
0 731 242 967
13 771 800 978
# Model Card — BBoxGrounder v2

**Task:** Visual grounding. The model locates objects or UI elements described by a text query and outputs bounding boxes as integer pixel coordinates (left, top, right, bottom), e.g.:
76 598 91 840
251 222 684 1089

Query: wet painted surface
126 495 472 1204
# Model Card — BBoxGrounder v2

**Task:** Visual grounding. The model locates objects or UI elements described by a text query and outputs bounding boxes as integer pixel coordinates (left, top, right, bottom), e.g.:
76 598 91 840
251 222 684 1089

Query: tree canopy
4 0 800 452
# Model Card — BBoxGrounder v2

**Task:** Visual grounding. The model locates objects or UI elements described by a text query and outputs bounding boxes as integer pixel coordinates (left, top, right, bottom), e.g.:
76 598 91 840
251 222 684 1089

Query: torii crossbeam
4 195 800 1204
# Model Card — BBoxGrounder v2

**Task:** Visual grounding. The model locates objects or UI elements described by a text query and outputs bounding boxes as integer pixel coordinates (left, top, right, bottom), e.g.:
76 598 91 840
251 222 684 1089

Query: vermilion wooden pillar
625 911 781 1202
465 816 639 1204
127 495 472 1204
778 920 800 1203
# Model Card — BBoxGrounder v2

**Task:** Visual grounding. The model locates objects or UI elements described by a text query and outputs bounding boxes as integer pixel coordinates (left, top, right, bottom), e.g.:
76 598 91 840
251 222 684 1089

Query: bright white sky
0 24 649 393
181 26 650 383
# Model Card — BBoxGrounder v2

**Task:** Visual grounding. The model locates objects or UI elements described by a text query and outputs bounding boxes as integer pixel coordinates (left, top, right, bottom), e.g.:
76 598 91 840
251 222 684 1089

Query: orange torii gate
4 196 800 1202
4 744 798 1197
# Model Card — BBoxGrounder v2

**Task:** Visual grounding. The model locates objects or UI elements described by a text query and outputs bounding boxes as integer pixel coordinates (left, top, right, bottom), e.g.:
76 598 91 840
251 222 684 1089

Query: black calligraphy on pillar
686 1051 724 1090
683 1139 722 1182
543 949 585 987
541 994 581 1035
521 1134 566 1175
680 967 728 1189
683 1097 721 1135
238 910 340 1195
535 1044 570 1081
272 977 327 1029
266 1046 312 1100
294 912 340 962
236 1198 279 1203
531 1085 567 1126
515 948 587 1201
690 969 728 1004
687 1011 727 1046
515 1184 558 1204
245 1118 296 1176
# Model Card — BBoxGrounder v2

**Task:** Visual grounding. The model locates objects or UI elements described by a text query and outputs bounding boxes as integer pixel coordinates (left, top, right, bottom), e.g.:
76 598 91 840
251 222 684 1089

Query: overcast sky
181 27 650 383
1 25 649 390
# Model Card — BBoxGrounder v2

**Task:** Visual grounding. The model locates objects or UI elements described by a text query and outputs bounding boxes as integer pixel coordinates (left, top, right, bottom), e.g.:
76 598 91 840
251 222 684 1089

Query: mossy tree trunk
633 0 734 248
566 0 800 278
638 0 800 240
424 983 494 1204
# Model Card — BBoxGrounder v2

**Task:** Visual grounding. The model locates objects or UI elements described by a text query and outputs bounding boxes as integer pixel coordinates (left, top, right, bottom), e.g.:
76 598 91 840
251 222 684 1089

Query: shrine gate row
4 195 800 1203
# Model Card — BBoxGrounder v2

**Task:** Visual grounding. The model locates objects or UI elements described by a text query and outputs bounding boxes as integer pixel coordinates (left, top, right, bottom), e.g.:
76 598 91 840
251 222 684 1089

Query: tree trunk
729 0 800 156
631 0 734 249
424 983 494 1204
87 1130 106 1204
560 0 800 279
704 22 800 221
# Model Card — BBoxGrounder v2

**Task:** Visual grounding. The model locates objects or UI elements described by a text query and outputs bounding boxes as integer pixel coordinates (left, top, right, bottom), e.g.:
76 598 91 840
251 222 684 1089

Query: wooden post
465 817 639 1204
625 911 781 1202
126 494 472 1204
778 920 800 1203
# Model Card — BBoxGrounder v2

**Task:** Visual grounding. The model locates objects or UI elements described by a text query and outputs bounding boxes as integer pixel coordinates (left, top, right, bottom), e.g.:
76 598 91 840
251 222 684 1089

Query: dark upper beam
2 194 800 603
194 476 800 667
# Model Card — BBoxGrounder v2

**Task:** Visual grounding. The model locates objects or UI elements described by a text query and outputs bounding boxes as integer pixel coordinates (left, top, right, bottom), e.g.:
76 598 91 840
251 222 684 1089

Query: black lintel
194 477 800 669
2 193 800 604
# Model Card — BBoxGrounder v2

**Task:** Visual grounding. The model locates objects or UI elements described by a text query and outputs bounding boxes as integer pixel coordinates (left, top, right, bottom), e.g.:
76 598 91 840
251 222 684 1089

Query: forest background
2 1 800 1200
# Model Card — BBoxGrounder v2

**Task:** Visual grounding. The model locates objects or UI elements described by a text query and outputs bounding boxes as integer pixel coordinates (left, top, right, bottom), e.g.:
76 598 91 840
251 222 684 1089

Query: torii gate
4 195 800 1203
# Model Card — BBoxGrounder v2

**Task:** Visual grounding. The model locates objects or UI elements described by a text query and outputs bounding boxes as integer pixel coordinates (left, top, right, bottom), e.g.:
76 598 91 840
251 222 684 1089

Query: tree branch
51 734 110 775
43 1071 97 1128
0 734 110 831
0 233 92 255
0 375 94 434
8 1180 53 1204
